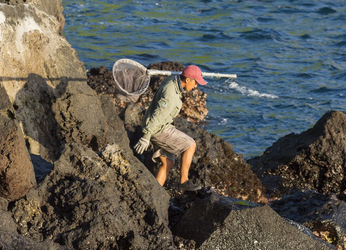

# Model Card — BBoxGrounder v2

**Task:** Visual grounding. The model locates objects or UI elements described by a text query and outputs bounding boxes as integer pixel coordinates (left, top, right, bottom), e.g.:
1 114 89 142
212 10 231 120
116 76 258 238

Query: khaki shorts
151 126 195 163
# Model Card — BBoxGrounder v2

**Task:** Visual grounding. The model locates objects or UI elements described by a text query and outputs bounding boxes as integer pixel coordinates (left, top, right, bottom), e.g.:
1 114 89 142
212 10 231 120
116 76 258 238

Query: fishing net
112 59 150 101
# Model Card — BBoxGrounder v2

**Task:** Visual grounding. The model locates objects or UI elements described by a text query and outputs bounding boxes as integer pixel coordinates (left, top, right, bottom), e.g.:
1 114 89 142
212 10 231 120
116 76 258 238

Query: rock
52 81 119 153
0 197 8 211
173 194 335 249
271 189 346 248
0 85 36 201
0 211 17 233
1 4 128 167
0 3 86 163
11 142 173 249
0 230 70 250
248 110 346 198
0 0 65 33
171 117 264 202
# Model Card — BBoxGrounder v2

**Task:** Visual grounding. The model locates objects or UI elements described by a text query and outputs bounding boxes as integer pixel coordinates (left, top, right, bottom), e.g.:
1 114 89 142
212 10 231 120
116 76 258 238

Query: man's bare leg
180 142 196 184
156 156 174 186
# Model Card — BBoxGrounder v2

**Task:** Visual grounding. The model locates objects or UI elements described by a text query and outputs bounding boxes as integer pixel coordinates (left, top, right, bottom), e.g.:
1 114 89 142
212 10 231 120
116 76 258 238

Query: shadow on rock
172 194 334 249
11 142 173 250
271 189 346 248
14 73 68 163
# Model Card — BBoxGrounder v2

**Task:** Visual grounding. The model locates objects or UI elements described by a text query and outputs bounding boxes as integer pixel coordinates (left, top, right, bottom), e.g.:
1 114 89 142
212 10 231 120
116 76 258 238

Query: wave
228 80 279 99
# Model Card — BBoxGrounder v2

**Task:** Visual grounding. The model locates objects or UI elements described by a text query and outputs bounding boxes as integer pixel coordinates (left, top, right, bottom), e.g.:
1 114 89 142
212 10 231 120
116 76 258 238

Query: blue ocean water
62 0 346 159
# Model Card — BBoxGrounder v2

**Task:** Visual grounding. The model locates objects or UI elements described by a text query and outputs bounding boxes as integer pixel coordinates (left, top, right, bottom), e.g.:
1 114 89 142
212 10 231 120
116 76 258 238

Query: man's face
185 78 198 91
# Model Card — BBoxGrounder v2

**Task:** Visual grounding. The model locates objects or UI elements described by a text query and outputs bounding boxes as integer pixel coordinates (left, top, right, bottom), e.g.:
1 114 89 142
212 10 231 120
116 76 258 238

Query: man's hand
134 137 150 154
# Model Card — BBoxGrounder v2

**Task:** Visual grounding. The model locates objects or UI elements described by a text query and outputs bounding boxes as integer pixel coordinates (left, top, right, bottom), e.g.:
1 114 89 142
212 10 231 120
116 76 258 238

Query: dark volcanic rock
0 210 17 233
11 142 173 250
0 209 67 250
171 117 264 202
271 189 346 248
248 110 346 197
0 230 70 250
173 194 334 250
0 85 36 201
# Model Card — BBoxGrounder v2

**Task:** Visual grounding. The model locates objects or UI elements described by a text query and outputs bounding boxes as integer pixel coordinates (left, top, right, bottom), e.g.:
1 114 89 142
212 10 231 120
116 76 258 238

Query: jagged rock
171 117 263 202
0 197 8 211
248 110 346 198
0 85 36 201
271 189 346 248
0 230 70 250
173 194 335 250
0 3 86 162
11 142 173 250
0 4 128 167
0 211 17 233
0 0 65 33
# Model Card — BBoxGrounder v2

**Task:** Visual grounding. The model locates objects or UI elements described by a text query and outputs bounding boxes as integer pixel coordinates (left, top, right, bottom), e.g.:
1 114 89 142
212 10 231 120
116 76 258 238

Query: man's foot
178 180 202 191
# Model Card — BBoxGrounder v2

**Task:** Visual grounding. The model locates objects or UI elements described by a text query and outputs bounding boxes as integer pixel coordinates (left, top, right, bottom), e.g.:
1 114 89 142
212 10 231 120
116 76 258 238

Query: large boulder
248 110 346 198
1 4 127 166
173 194 334 249
171 117 264 202
0 3 85 162
0 85 36 201
11 142 173 250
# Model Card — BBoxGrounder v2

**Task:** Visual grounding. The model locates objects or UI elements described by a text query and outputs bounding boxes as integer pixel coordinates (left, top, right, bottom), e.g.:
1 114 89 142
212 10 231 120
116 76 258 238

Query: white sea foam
228 80 279 99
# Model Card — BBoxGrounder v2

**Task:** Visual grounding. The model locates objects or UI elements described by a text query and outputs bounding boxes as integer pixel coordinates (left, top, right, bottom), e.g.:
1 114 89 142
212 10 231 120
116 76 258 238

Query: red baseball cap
182 65 208 85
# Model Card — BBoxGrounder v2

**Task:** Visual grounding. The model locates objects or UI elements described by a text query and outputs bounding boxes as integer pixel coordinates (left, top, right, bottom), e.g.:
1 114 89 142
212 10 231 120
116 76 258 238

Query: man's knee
186 141 196 153
191 141 196 151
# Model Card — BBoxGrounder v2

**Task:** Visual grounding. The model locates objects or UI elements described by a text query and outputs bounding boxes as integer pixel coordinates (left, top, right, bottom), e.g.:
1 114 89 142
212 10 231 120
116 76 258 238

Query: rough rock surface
0 230 70 250
11 142 173 250
172 117 263 201
173 194 334 250
1 4 125 166
248 110 346 198
0 3 86 163
87 61 208 122
0 0 65 33
271 189 346 248
0 84 36 201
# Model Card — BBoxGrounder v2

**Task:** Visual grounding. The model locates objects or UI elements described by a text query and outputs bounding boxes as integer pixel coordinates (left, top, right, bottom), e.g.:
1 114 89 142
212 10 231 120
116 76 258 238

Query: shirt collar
176 75 185 94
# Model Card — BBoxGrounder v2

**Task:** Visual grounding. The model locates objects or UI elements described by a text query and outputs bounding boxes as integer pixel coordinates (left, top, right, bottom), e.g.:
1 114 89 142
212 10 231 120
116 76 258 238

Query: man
134 65 207 191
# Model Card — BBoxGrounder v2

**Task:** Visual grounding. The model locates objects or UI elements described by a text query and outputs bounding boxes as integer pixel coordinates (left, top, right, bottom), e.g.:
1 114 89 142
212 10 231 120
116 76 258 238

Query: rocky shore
0 1 345 249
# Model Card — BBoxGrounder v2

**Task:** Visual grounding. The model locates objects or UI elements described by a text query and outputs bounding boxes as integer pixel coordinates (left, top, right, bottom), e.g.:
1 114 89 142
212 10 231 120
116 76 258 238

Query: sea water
62 0 346 159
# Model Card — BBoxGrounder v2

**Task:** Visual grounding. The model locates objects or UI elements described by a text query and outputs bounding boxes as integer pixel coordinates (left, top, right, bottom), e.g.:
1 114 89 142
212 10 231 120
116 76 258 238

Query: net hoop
112 59 150 101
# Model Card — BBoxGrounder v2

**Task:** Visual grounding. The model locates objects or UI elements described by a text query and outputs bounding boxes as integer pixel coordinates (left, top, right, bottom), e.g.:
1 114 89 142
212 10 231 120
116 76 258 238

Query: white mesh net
112 59 150 101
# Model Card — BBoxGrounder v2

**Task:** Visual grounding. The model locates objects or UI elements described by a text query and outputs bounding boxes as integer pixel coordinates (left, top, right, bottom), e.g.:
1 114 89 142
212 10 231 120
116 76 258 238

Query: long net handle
147 69 237 78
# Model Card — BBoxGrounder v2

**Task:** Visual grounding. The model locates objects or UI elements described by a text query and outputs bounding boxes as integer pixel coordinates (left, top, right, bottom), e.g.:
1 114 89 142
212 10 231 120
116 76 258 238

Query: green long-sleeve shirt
142 75 184 140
